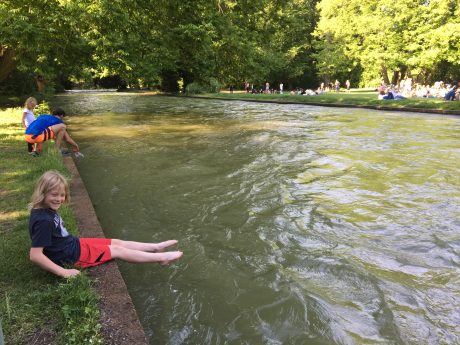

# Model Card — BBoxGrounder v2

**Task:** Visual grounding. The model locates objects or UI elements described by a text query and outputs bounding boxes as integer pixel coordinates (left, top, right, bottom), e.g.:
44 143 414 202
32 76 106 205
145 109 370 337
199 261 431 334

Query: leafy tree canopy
314 0 460 86
1 0 458 93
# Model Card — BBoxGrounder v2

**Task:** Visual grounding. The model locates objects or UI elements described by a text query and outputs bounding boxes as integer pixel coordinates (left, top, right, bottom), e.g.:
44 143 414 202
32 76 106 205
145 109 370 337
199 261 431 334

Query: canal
55 93 460 345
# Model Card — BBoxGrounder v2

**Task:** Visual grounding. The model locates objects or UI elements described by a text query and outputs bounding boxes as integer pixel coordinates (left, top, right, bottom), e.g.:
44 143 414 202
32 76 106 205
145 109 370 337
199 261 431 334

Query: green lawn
198 90 460 113
0 108 102 345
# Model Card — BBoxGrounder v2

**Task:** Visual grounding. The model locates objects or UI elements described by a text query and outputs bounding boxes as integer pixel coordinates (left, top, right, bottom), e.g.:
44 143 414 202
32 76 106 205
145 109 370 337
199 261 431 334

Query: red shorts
75 238 112 268
25 127 55 143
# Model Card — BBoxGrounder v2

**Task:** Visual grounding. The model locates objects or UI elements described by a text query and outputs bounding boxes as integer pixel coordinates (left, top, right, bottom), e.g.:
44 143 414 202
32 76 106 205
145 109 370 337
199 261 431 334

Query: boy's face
44 185 66 210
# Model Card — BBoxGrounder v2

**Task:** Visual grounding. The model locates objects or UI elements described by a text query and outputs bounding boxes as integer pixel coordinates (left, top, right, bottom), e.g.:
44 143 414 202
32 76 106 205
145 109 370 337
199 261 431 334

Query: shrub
185 78 221 94
208 77 220 93
185 82 206 94
35 101 51 115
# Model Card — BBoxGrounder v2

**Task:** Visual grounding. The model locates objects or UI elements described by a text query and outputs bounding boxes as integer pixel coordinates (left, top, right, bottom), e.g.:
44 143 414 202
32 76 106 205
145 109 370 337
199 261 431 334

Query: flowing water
54 93 460 345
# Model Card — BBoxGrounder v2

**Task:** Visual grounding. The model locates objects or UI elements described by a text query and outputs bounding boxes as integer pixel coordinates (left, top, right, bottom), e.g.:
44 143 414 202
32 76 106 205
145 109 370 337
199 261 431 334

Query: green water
55 93 460 345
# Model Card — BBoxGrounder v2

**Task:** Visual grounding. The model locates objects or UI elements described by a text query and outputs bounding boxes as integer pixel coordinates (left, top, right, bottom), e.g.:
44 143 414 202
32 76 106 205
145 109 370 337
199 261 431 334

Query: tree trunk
0 48 18 83
160 70 180 92
36 75 46 92
391 71 399 86
380 66 390 85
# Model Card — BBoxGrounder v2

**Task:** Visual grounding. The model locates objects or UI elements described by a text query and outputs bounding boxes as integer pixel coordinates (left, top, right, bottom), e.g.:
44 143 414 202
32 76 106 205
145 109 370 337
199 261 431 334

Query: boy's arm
30 247 80 278
62 131 80 152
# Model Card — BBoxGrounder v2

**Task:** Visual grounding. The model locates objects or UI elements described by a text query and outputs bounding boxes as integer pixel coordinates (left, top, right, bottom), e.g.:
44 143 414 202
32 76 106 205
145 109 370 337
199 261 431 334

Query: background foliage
314 0 460 86
1 0 459 94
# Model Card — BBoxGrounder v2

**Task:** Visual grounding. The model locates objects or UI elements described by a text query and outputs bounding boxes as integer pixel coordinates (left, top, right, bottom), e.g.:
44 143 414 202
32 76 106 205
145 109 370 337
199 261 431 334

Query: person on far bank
22 97 38 156
29 170 183 278
444 84 458 101
25 108 83 157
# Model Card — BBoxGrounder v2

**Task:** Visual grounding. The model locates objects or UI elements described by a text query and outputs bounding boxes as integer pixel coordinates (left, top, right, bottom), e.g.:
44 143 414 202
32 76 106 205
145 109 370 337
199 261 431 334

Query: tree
0 0 90 89
1 0 321 93
313 0 460 86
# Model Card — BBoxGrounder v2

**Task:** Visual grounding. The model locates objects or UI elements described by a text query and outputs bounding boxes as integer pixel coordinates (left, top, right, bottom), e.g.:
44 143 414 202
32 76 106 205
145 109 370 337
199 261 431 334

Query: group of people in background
242 79 353 96
318 80 351 93
243 81 278 94
286 79 352 94
239 78 460 102
376 79 460 101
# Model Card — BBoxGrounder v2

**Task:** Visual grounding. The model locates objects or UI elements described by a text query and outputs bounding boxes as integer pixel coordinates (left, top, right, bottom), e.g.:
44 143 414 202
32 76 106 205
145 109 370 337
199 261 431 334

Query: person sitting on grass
29 170 183 278
378 86 407 100
24 108 82 157
445 84 458 101
378 90 394 100
391 87 406 100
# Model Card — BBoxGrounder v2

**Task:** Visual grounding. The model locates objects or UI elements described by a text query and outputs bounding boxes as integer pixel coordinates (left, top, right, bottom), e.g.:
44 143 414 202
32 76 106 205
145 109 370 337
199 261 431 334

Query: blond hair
24 97 37 108
29 170 70 210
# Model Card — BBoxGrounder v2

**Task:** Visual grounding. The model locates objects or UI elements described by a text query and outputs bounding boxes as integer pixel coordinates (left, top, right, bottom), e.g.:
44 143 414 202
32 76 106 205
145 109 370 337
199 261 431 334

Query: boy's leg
48 124 67 148
109 245 182 265
35 142 43 153
111 239 178 252
25 134 44 155
48 124 79 151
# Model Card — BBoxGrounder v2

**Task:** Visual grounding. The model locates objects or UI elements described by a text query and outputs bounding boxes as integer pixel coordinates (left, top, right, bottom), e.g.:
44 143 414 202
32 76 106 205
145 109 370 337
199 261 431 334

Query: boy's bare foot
159 251 183 266
155 240 178 252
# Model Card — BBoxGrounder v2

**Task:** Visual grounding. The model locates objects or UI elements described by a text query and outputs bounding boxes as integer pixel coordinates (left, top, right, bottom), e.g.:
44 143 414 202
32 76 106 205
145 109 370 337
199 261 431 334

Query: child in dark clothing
29 170 183 278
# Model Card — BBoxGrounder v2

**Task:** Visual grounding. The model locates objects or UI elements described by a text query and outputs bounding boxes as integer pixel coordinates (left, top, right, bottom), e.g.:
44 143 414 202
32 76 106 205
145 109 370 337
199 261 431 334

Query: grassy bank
0 108 102 344
196 90 460 113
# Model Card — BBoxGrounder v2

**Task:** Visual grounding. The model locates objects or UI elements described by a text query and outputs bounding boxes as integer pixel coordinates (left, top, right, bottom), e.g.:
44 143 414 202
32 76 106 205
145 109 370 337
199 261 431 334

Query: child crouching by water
29 170 183 278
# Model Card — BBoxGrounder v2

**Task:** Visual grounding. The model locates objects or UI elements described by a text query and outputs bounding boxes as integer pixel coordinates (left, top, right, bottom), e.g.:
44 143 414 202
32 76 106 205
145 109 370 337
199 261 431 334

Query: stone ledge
63 156 148 345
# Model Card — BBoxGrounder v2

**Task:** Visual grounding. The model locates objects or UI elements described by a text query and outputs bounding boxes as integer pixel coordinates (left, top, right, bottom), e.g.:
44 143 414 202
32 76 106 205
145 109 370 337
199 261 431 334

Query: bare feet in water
160 251 183 266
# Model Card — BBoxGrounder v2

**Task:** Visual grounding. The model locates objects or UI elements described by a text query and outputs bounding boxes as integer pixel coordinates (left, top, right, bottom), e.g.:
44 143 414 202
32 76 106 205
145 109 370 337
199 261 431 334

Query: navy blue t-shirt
29 208 80 266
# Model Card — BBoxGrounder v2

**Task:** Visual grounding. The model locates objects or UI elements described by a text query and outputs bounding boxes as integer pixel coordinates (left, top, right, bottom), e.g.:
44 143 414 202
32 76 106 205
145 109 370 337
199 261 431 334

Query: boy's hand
61 268 81 278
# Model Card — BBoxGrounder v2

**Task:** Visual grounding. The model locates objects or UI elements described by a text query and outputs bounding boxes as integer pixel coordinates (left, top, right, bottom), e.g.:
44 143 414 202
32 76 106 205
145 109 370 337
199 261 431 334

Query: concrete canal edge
63 156 149 345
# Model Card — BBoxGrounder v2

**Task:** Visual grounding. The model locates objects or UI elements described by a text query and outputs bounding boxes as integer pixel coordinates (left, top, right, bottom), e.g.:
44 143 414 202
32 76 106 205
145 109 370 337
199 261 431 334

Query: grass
0 107 102 344
195 90 460 113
